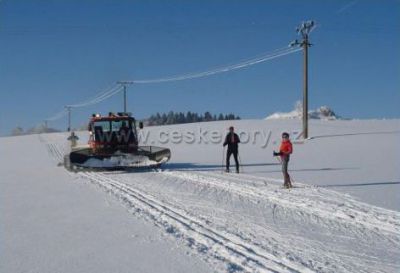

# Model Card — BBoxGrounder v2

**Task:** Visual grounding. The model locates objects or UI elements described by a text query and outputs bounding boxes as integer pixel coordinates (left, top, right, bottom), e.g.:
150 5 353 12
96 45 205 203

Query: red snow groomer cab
88 112 139 153
64 112 171 170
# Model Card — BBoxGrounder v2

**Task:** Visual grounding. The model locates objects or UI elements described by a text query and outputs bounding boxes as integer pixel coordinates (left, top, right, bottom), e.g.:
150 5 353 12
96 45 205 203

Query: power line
45 108 68 121
44 44 301 124
67 84 123 108
44 85 123 122
131 46 301 84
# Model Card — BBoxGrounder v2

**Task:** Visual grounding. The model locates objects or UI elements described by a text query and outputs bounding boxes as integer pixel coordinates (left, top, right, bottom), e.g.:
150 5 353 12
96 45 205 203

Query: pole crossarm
116 81 135 85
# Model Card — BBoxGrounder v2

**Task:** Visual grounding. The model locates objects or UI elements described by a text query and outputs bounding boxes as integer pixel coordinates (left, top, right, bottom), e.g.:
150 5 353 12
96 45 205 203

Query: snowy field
1 119 399 273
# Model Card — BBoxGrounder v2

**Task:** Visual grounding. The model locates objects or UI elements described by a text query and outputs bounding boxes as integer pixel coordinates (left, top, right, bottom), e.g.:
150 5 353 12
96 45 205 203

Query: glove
273 151 281 156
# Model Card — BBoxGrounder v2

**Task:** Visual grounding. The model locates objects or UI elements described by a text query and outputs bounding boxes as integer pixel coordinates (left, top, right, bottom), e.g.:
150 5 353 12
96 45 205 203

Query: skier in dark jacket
223 126 241 173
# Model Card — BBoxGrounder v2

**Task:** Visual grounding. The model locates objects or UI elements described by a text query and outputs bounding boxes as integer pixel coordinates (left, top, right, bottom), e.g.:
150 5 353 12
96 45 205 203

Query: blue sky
0 0 399 134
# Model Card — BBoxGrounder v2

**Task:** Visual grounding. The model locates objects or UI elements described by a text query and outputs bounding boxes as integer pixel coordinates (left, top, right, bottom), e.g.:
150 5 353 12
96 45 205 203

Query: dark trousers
281 156 292 187
226 150 239 171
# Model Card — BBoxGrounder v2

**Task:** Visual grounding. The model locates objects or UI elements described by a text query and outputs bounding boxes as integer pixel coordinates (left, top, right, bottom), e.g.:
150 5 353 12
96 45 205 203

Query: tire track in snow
154 170 400 272
40 135 400 272
79 171 314 273
225 171 400 239
202 171 400 233
108 173 358 272
161 170 399 241
39 133 67 163
107 170 399 273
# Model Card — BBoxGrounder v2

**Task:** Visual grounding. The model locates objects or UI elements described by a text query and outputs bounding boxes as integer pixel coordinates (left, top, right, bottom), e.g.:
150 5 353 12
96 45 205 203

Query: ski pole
238 153 243 173
221 146 226 173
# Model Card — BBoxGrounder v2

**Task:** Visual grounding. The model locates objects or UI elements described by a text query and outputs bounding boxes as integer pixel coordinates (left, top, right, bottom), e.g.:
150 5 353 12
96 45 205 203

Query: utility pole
66 106 72 132
290 20 315 139
44 120 48 129
116 81 134 113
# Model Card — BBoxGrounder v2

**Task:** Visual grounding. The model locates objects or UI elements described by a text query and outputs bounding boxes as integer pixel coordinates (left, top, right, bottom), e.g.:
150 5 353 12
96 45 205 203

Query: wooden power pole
117 81 134 113
291 20 315 139
66 106 71 132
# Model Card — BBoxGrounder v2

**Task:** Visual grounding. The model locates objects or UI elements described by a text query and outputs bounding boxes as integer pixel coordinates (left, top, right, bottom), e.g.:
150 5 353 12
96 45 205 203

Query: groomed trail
41 133 400 273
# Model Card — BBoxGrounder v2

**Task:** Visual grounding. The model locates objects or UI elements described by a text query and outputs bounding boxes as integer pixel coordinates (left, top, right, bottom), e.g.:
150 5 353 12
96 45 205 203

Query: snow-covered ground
1 119 399 272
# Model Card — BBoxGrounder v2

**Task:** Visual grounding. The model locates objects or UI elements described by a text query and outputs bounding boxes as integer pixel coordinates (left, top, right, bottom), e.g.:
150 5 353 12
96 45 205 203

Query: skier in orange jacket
273 132 293 188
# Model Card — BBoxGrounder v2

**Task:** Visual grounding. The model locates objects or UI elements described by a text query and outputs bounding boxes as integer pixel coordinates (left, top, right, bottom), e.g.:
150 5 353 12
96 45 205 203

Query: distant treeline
9 111 240 136
144 111 240 126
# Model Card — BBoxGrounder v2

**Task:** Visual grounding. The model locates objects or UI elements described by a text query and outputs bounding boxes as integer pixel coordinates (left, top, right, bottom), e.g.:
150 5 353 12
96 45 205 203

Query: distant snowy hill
266 101 340 120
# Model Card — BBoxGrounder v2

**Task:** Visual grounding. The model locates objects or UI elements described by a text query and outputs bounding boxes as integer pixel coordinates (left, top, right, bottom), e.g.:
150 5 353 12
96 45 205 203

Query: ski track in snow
40 134 400 273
